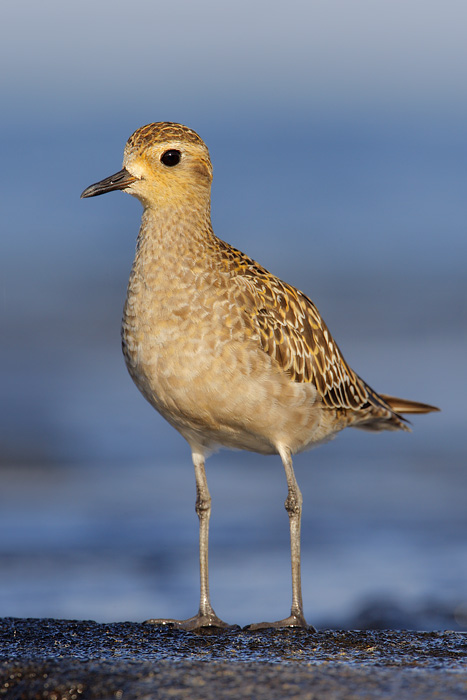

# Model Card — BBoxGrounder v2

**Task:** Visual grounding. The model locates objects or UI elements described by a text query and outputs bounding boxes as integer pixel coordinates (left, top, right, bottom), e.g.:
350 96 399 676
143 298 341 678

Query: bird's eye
160 149 181 167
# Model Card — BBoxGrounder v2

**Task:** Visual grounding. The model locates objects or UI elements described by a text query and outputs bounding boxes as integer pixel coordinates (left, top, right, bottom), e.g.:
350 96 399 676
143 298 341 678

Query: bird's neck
127 203 221 299
136 202 215 260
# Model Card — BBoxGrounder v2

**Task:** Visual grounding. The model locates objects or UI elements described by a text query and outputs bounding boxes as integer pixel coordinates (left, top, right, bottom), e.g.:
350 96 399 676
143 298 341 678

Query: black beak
80 168 137 198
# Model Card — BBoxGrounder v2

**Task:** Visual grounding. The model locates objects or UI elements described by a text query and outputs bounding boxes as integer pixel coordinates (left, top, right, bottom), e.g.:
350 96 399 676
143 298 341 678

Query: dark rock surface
1 618 466 699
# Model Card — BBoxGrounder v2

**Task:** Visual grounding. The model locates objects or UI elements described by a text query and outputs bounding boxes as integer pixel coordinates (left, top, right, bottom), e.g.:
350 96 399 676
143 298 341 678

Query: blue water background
1 1 466 628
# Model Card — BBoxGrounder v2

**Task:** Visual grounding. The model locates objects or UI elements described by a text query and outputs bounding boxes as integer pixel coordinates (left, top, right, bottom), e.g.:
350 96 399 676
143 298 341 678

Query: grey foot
245 613 316 631
144 613 238 631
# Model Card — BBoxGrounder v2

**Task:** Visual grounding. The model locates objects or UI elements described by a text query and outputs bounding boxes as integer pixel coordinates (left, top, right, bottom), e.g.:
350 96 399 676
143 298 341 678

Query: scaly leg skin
246 446 316 632
145 450 238 631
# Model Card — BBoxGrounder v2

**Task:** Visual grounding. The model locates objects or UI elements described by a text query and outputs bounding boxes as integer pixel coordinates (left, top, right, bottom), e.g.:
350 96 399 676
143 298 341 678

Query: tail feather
379 394 440 415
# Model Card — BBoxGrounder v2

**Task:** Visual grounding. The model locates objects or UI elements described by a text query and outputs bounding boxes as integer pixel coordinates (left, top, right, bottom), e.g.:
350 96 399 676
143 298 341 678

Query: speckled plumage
82 122 438 631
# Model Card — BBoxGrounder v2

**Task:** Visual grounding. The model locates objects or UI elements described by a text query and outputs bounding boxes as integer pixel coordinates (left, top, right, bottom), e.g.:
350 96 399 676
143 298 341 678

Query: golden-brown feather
212 237 417 429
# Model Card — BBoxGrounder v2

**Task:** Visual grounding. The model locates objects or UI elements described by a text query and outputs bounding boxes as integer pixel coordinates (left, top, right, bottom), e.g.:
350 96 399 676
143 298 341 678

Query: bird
81 121 439 631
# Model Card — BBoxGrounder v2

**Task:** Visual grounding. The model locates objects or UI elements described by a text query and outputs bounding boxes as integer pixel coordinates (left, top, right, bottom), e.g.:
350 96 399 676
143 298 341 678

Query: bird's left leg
146 449 235 630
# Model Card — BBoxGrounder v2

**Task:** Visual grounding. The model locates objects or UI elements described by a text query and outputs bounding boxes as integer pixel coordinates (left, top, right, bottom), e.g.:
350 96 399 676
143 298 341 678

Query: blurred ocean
1 119 465 629
1 0 466 630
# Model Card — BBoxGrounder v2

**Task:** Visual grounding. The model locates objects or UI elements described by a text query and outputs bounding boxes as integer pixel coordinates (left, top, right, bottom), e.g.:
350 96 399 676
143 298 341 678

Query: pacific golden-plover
81 122 439 631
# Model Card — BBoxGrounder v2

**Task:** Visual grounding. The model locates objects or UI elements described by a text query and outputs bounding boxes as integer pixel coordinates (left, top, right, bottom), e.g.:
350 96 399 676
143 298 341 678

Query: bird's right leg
246 445 315 631
145 449 235 630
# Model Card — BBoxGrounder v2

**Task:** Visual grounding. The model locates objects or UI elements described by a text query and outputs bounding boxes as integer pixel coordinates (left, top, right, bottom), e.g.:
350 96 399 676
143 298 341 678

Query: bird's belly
121 312 329 455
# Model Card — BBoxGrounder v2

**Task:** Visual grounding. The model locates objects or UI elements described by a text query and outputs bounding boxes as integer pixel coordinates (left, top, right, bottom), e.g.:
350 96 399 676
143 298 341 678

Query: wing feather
224 249 371 411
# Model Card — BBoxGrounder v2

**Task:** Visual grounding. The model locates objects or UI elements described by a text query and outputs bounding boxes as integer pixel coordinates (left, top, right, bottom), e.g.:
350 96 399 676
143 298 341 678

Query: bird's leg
191 450 232 627
282 446 310 627
247 446 315 631
145 450 235 630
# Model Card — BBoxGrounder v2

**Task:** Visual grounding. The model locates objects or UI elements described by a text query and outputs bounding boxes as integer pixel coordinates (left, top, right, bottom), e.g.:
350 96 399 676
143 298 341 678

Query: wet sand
1 618 466 699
